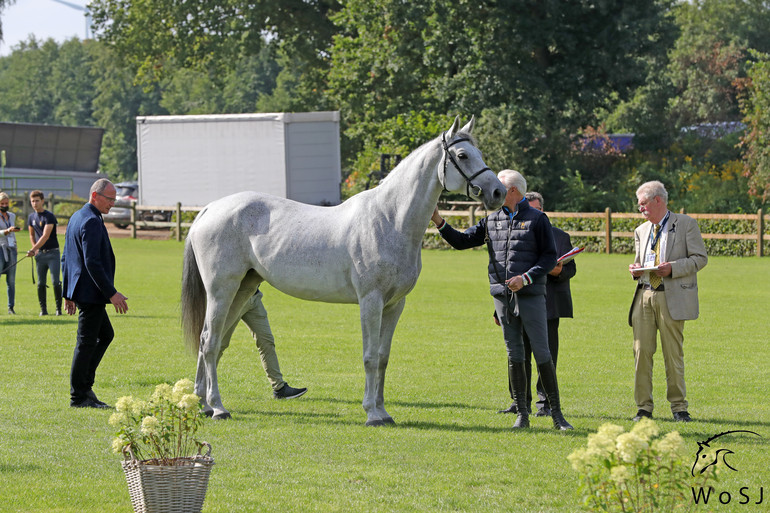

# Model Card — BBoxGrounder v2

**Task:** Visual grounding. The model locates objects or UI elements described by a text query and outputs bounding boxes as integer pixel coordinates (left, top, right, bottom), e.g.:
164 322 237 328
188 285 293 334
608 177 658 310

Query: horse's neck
371 141 443 236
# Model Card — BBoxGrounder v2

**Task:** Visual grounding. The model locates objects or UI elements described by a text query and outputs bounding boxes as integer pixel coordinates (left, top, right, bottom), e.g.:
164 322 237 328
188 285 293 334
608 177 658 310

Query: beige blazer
628 212 708 324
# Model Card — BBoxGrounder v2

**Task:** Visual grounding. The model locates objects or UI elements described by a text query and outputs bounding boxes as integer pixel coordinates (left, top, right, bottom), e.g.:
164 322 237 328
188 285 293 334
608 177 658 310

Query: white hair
636 180 668 203
497 169 527 194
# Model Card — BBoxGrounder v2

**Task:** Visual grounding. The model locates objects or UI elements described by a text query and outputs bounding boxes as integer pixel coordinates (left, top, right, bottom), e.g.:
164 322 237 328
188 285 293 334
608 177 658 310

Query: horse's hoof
212 412 232 420
382 417 396 425
202 410 214 418
365 419 385 427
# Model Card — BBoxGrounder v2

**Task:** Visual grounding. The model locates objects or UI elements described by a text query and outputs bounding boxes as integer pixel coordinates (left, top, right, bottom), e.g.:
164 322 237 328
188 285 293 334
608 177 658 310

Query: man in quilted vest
431 170 573 430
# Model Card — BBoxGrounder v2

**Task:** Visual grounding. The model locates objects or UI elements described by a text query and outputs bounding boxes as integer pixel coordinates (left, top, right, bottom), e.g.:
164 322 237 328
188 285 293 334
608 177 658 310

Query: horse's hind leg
374 298 405 425
196 271 261 420
359 292 388 426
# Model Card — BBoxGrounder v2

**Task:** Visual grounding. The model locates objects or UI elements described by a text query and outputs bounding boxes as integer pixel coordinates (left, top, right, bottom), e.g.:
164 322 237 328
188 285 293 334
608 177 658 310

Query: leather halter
440 132 491 198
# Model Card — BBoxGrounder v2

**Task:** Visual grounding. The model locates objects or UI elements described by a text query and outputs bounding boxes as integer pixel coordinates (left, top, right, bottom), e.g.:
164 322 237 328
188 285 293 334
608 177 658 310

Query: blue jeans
0 246 16 309
35 249 61 287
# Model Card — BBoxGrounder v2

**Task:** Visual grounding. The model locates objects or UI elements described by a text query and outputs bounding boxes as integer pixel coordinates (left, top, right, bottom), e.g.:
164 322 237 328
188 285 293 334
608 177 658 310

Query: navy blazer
62 203 117 304
545 227 576 319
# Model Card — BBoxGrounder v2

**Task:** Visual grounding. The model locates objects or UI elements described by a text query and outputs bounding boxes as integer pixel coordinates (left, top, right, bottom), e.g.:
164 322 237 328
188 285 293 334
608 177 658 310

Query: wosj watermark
690 430 764 506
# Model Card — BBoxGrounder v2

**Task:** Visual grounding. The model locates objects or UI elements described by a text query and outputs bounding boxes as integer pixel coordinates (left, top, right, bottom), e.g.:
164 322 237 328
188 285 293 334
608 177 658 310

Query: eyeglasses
97 192 117 202
637 197 655 212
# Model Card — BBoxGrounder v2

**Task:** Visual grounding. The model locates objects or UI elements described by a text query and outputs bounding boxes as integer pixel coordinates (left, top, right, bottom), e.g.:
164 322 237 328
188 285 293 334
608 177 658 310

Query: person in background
0 192 21 314
27 190 62 316
432 169 573 430
220 289 308 401
628 180 707 422
62 179 129 408
498 191 576 417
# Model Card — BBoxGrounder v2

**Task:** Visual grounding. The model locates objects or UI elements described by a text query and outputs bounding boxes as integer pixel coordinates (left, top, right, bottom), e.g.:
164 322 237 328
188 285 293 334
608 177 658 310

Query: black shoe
71 398 111 409
498 403 517 414
86 390 110 408
673 411 692 422
535 406 551 417
273 384 307 399
39 311 48 316
632 409 652 422
55 309 62 316
7 307 14 315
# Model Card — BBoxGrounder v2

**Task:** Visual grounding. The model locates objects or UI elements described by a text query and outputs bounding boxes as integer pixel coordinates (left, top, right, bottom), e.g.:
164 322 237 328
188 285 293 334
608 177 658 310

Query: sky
0 0 90 56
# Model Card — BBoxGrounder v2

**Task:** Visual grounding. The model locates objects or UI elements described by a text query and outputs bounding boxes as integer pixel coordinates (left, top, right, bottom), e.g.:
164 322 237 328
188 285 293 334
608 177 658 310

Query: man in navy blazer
62 178 128 408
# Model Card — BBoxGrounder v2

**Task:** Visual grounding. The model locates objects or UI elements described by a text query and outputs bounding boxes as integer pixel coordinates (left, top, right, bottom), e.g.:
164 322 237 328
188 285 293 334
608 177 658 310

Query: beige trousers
239 292 285 391
631 288 688 414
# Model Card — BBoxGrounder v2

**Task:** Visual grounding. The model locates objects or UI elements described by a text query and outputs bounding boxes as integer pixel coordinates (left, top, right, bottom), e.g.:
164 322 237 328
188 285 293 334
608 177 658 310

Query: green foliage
569 419 717 512
741 51 770 201
109 379 205 464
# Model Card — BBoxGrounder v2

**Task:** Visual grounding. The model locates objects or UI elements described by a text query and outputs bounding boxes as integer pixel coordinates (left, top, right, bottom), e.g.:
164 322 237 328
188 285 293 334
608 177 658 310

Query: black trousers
70 303 114 404
523 318 560 409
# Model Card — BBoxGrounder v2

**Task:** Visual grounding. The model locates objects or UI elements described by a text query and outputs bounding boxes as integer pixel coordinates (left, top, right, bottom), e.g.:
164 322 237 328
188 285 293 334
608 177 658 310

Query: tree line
0 0 769 213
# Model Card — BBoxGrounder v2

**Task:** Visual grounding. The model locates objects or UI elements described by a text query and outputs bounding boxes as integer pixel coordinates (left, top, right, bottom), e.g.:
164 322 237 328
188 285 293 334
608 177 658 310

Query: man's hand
549 262 563 276
431 207 443 226
629 263 643 278
506 275 524 292
110 292 129 314
655 262 672 277
64 298 77 315
26 249 37 257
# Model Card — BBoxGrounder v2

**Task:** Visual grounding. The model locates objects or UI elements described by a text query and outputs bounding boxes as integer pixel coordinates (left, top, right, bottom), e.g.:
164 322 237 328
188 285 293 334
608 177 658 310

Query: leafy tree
741 51 770 201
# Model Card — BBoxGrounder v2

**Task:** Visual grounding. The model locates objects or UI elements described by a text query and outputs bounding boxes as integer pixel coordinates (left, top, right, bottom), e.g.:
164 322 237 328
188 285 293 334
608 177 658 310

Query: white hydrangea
631 417 660 442
615 432 649 463
172 378 195 402
115 395 134 413
177 393 200 411
141 415 161 436
651 431 685 459
109 411 128 428
151 383 173 402
610 465 632 485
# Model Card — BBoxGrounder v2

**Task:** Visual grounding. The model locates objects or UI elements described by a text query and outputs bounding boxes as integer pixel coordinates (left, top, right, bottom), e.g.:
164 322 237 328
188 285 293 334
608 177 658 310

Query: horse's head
691 430 761 476
439 116 506 210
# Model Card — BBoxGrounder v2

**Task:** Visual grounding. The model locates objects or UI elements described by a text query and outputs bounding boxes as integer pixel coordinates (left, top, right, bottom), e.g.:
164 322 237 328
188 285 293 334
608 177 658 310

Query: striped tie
649 225 662 290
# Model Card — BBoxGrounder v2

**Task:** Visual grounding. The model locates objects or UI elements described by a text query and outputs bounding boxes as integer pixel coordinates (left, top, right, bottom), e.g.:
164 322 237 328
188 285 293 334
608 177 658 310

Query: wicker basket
121 442 214 513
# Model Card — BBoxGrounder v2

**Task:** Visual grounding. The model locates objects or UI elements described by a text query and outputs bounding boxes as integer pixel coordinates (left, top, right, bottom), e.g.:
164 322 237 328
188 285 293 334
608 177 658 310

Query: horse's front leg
194 314 232 420
359 293 385 426
374 297 406 425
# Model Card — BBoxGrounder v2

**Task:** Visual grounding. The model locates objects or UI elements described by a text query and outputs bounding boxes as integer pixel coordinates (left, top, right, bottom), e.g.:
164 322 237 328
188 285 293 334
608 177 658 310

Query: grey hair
636 180 668 203
525 191 544 208
90 178 114 195
0 192 9 202
497 169 527 194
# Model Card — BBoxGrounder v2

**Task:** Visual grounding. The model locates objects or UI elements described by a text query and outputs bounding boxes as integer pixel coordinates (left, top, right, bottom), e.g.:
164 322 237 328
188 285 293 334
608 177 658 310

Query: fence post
176 202 182 242
130 201 137 239
758 208 764 258
469 205 476 227
605 207 612 254
49 193 56 216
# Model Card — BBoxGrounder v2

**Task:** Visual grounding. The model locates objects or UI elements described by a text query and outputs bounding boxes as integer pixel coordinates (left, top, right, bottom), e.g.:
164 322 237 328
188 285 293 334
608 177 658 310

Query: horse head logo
691 430 762 476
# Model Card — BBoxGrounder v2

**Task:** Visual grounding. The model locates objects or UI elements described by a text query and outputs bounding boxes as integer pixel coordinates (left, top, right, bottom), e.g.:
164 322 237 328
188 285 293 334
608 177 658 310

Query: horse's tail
181 237 206 354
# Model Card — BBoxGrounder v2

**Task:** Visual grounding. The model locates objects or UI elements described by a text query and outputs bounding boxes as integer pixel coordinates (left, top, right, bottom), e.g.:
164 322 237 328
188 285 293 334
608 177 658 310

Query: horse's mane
378 130 477 187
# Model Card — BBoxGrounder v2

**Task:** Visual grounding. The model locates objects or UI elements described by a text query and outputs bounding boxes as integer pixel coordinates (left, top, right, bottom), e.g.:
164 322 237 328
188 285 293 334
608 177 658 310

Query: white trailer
136 111 341 207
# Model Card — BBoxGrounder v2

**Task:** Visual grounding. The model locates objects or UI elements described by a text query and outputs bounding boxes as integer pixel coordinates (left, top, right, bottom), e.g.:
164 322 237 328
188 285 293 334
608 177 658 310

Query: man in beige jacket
628 181 707 423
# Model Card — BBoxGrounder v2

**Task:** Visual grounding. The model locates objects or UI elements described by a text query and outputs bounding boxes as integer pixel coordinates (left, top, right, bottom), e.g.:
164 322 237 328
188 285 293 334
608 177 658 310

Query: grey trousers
493 293 551 364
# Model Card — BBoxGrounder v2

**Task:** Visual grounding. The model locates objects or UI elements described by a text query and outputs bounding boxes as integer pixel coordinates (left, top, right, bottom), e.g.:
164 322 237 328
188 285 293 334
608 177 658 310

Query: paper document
557 247 584 264
637 265 660 272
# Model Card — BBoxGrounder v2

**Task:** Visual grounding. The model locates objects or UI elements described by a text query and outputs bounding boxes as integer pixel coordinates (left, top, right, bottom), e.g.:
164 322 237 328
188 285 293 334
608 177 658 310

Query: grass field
1 237 768 512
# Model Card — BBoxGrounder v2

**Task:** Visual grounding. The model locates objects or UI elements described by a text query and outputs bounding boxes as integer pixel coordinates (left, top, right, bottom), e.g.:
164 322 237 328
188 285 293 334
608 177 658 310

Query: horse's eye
458 153 468 160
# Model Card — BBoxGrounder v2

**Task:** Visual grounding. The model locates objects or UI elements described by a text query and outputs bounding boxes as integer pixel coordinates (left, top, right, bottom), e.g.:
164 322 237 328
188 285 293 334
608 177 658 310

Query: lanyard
649 211 670 251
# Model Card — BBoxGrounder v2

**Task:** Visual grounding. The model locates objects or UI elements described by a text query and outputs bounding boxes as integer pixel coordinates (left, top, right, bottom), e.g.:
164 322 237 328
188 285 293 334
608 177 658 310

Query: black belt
38 248 59 254
640 283 664 291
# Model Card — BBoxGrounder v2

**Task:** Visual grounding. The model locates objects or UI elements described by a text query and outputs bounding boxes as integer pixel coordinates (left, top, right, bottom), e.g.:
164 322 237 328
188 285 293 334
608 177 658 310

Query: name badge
644 252 656 267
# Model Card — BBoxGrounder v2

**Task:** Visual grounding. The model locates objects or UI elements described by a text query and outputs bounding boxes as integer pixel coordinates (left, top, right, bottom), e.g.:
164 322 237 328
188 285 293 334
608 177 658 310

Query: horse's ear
447 116 461 138
460 115 475 135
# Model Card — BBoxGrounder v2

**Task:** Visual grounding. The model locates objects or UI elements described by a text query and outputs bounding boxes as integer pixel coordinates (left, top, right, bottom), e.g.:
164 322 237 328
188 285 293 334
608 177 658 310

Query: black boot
537 360 573 430
54 282 63 316
508 359 530 429
37 285 48 316
498 366 517 414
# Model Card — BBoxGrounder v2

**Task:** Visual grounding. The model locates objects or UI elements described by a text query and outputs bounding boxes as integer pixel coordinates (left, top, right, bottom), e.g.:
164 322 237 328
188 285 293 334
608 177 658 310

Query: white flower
115 396 134 413
568 448 590 473
177 393 200 411
610 465 632 485
172 379 195 402
109 412 128 428
111 436 127 454
131 399 148 416
587 423 624 460
141 416 161 436
151 383 173 402
616 432 649 463
631 417 660 442
651 431 685 459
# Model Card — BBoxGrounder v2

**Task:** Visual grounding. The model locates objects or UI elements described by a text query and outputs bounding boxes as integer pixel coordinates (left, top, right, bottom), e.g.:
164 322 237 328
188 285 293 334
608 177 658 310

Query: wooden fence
7 195 767 256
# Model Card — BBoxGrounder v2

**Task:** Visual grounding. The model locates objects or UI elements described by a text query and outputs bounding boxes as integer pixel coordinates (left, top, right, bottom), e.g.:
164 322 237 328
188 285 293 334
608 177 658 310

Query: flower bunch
568 419 716 512
110 378 205 465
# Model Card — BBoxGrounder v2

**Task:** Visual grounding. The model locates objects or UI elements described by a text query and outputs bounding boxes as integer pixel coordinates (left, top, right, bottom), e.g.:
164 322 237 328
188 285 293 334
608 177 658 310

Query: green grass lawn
1 238 768 512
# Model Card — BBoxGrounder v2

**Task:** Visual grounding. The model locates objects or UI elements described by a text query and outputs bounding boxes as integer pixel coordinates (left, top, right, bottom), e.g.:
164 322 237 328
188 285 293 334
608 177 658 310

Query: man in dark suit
498 191 576 417
62 178 128 408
